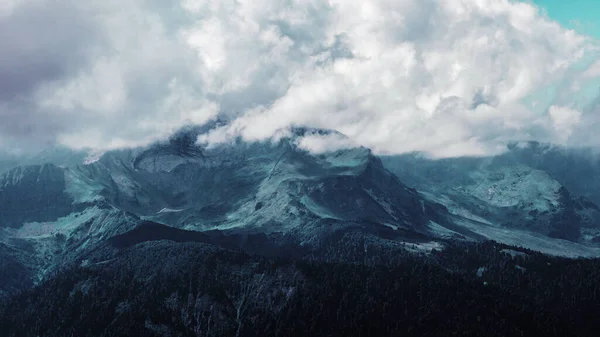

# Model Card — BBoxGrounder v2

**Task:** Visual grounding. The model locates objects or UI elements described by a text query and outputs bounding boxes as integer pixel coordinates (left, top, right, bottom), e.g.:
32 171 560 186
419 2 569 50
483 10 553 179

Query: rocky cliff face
72 131 445 236
0 129 457 299
3 127 600 303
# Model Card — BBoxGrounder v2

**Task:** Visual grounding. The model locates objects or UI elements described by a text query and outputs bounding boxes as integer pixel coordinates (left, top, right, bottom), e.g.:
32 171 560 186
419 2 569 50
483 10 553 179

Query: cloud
295 131 358 154
548 105 582 144
0 0 102 147
1 0 600 157
0 0 216 151
583 60 600 78
189 0 597 157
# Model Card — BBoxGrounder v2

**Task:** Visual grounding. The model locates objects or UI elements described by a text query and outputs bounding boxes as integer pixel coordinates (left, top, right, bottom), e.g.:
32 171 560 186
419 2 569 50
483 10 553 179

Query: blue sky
533 0 600 37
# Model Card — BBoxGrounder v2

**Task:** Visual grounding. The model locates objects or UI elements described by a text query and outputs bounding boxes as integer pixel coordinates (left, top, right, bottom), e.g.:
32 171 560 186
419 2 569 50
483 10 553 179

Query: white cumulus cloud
295 131 358 154
548 105 582 144
1 0 600 157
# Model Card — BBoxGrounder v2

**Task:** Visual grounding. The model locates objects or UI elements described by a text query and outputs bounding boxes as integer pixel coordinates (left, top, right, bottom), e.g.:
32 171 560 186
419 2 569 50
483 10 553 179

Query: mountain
0 128 455 299
2 127 600 336
502 142 600 207
0 147 91 174
0 164 74 228
0 162 142 299
3 129 600 296
381 143 600 245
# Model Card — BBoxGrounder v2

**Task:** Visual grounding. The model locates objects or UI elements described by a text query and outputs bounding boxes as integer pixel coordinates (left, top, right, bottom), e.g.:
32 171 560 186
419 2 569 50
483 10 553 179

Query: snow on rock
158 208 184 214
427 220 461 238
64 168 104 204
84 150 106 165
466 165 561 211
500 249 530 259
400 241 444 254
455 217 600 258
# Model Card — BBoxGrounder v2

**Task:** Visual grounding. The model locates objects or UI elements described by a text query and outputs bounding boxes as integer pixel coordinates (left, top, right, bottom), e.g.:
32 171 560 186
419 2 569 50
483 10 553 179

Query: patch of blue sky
532 0 600 38
519 1 600 113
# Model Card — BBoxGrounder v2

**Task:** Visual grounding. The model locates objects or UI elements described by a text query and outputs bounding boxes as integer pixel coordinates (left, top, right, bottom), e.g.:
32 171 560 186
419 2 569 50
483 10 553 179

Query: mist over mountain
382 142 600 244
4 0 600 334
2 125 600 336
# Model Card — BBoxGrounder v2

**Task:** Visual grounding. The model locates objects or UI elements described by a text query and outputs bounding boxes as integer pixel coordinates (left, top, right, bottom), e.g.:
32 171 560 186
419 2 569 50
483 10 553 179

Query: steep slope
503 142 600 206
71 129 448 242
382 151 600 244
0 158 18 175
0 128 457 298
5 128 600 336
5 125 600 301
0 147 90 175
0 163 142 295
0 164 73 228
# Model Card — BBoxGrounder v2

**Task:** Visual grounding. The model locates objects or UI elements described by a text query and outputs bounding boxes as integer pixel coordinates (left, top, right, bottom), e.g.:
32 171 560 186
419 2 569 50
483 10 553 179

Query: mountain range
2 125 600 336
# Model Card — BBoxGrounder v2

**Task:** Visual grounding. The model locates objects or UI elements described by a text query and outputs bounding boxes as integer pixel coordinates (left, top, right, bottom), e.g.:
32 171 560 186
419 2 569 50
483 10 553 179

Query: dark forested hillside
1 239 600 337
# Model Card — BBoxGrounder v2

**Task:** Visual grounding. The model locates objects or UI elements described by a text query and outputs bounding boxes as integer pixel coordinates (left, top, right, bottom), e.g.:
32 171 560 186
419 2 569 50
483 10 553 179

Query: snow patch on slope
158 208 183 214
428 221 461 238
400 241 444 254
455 217 600 258
466 165 561 210
421 191 493 225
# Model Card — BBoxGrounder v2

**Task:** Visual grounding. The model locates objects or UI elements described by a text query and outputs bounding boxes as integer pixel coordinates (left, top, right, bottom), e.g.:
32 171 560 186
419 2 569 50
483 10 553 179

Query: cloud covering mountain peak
1 0 599 157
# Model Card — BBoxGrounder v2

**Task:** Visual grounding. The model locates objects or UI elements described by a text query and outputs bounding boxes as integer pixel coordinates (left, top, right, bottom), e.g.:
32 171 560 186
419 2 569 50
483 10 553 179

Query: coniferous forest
2 235 600 337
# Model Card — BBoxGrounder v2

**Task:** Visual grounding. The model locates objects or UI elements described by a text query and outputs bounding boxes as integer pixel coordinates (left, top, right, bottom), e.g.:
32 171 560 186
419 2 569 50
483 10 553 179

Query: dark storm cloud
0 0 103 148
0 1 100 100
0 0 207 151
